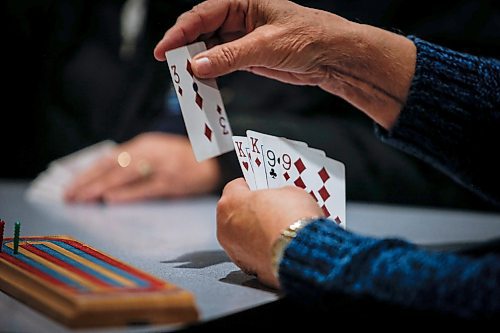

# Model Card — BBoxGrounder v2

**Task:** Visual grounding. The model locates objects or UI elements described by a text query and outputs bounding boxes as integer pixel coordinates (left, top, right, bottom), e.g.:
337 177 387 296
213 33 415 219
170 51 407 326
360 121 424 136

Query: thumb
222 178 250 196
191 29 270 78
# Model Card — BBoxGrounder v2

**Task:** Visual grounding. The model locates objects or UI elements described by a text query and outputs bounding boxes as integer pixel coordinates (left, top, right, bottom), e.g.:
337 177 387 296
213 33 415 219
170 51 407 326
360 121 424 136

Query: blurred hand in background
64 132 221 203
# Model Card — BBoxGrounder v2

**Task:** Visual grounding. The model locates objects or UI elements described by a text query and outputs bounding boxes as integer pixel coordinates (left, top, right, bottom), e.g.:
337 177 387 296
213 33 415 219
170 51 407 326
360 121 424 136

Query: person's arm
280 218 500 319
154 0 415 129
216 179 500 318
155 0 500 205
377 37 500 206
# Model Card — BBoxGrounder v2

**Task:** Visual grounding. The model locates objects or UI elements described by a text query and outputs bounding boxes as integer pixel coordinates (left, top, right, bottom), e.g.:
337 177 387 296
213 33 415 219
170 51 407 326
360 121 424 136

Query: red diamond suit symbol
204 124 212 141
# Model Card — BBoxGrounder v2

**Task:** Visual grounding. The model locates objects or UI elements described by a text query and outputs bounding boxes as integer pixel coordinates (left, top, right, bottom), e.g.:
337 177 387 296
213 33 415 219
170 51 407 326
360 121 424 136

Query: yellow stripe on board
36 241 136 288
5 242 102 291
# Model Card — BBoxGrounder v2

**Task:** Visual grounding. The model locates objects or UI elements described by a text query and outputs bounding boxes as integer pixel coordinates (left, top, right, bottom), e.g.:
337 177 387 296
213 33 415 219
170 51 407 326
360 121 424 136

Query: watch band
271 216 322 278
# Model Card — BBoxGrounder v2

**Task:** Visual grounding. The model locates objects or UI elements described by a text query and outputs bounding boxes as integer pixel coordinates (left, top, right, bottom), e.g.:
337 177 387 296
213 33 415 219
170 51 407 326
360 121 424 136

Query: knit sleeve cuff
376 36 500 205
278 218 405 300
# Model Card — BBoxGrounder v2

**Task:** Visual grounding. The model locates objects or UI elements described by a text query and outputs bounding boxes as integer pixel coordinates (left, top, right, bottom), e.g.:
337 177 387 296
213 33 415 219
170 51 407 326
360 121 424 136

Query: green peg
13 221 21 254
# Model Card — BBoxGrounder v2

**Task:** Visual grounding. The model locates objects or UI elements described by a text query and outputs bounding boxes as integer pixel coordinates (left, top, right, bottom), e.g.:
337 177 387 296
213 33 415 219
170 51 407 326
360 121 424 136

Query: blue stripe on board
33 244 125 287
2 246 88 291
52 241 149 287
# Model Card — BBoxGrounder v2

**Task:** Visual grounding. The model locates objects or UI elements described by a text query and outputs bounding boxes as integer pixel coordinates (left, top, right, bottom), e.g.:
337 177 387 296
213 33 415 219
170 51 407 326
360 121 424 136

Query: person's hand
64 132 221 203
154 0 416 129
155 0 352 86
217 178 324 288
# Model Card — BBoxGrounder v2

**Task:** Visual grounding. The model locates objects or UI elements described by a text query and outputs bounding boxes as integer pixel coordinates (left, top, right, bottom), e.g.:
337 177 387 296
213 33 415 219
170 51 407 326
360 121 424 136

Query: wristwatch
271 216 321 278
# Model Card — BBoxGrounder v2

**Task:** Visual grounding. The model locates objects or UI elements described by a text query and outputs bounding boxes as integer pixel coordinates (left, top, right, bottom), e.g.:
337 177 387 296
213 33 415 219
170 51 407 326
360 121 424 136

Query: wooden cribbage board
0 235 198 328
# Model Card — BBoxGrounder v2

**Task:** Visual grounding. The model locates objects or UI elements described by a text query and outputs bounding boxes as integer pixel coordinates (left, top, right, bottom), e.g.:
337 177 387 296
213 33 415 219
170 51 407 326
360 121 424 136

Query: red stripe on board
0 252 75 291
5 237 170 290
21 243 111 288
61 239 167 288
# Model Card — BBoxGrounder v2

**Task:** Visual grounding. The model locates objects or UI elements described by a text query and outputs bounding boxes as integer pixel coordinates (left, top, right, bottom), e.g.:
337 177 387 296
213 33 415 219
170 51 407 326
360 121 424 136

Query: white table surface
1 180 500 332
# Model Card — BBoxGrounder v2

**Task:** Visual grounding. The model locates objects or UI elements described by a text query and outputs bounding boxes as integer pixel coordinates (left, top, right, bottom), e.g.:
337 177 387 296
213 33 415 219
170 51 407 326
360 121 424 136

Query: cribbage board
0 235 198 328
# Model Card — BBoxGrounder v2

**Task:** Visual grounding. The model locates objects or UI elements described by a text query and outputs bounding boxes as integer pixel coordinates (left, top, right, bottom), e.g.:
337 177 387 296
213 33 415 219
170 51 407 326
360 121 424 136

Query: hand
154 0 416 129
216 178 324 288
155 0 351 86
64 132 221 203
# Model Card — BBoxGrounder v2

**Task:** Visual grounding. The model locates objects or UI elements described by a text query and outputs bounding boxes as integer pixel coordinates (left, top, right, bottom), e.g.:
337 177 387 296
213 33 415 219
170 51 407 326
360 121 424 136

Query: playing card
166 42 234 162
245 130 271 189
232 136 257 190
246 131 320 189
303 154 346 228
280 138 326 157
233 129 345 225
278 141 346 227
50 140 116 174
258 134 284 189
25 170 65 202
245 131 292 189
26 140 117 203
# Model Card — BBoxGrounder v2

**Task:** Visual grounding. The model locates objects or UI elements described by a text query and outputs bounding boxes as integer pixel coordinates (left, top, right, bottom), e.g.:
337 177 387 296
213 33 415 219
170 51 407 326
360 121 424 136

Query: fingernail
195 57 212 75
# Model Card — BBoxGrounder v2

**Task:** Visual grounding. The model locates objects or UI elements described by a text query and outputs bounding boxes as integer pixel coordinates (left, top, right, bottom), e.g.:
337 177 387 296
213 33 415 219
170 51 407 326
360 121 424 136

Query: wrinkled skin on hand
217 178 324 288
154 0 416 129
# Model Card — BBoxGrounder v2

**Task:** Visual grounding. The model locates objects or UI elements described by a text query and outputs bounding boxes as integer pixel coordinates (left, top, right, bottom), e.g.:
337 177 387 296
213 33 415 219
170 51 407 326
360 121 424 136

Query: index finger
154 0 243 60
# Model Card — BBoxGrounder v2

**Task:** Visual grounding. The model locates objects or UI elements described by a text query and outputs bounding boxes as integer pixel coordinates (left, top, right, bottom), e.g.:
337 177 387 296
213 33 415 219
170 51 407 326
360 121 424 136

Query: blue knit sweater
279 37 500 319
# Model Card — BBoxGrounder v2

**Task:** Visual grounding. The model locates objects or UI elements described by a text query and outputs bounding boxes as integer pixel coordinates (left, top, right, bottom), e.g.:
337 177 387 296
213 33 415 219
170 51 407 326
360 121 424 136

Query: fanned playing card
245 131 270 189
233 130 346 226
232 136 257 190
166 42 233 161
278 141 346 226
246 130 307 189
26 141 116 203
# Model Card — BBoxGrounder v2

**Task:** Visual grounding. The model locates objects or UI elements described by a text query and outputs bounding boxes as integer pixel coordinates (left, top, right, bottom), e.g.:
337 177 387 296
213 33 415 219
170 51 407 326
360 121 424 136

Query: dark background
2 0 499 210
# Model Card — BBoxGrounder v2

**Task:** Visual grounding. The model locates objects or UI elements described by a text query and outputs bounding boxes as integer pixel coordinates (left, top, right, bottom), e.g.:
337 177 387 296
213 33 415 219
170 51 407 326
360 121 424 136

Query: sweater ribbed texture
279 37 500 319
377 36 500 206
280 219 500 318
